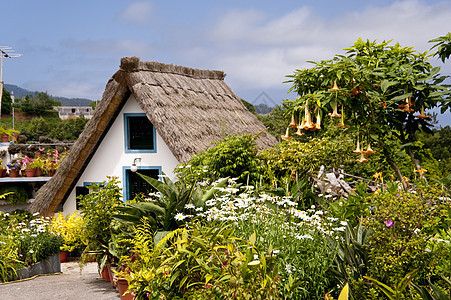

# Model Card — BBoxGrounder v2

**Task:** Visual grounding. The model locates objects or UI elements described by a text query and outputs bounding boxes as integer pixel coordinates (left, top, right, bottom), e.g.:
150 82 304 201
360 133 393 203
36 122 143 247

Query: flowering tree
286 38 450 188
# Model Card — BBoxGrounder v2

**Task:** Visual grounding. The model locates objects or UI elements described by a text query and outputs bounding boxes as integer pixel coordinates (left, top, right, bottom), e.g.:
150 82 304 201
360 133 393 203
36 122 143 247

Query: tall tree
286 38 450 189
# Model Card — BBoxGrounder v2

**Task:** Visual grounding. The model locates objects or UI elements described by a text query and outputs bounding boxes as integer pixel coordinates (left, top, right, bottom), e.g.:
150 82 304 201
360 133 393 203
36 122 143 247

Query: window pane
127 169 159 199
128 116 154 150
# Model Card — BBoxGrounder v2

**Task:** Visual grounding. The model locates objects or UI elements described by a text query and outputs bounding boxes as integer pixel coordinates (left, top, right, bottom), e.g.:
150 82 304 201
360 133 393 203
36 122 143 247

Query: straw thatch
30 57 277 215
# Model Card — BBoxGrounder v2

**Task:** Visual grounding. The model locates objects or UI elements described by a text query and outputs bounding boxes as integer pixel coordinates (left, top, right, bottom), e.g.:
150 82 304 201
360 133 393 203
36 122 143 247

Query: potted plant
31 157 45 176
0 127 20 143
21 156 36 177
50 212 85 263
7 159 22 177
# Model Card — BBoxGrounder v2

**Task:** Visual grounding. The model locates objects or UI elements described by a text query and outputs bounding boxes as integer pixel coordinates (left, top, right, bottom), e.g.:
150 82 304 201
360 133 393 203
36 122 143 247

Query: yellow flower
415 106 429 119
353 138 361 153
328 102 341 118
356 152 368 163
362 143 375 155
330 80 340 91
288 114 297 128
281 127 291 141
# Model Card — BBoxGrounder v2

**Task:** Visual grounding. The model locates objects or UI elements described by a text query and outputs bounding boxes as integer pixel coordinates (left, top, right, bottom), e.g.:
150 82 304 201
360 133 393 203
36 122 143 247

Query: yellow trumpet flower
415 106 429 119
289 114 297 128
281 127 291 141
353 137 361 153
328 102 341 118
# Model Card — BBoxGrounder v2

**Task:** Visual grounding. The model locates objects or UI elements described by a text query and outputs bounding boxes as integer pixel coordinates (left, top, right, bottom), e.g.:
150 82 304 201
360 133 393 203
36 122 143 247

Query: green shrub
125 220 280 300
364 186 448 289
176 134 262 185
0 185 30 204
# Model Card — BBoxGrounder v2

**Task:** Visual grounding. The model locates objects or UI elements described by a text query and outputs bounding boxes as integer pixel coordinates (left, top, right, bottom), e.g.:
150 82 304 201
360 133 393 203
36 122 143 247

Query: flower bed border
9 252 61 281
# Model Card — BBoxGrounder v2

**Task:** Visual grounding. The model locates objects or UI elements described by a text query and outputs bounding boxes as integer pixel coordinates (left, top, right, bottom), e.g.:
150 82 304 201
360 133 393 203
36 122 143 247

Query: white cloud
204 0 451 95
117 2 153 25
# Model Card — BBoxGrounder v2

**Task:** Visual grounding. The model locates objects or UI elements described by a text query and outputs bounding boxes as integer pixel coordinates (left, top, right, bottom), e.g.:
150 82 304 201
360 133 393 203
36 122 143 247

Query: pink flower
384 219 394 227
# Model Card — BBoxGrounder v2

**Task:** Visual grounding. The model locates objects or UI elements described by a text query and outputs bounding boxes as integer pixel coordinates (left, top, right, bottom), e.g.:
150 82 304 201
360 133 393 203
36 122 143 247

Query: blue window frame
123 166 162 201
124 113 157 153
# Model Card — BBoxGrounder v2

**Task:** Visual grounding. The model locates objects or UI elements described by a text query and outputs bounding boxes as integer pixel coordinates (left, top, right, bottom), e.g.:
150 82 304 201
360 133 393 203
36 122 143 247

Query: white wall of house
62 95 180 215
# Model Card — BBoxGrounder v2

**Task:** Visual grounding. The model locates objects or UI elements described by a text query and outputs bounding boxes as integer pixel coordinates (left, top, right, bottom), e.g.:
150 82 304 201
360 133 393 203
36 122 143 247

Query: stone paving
0 259 120 300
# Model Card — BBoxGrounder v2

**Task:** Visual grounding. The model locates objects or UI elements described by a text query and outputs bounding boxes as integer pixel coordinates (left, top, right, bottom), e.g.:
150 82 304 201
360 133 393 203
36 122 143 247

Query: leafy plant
78 177 123 266
113 173 228 233
363 269 418 300
0 184 29 204
51 212 85 252
176 134 263 185
125 219 280 300
328 222 372 299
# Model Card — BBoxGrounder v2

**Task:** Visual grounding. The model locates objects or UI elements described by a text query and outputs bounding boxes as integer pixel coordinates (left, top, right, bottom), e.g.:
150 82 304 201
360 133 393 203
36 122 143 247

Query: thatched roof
30 57 277 215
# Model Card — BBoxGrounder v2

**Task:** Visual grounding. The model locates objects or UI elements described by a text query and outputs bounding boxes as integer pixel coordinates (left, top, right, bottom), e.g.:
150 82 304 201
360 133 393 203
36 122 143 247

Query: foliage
0 212 64 268
19 91 61 116
176 134 262 185
363 269 418 300
77 177 123 265
51 212 85 252
125 220 280 300
113 174 228 232
328 222 372 300
418 126 451 176
231 195 338 299
364 186 449 289
430 32 451 64
16 116 88 141
0 184 29 204
260 137 354 184
328 181 372 227
286 38 451 187
1 88 12 114
257 104 290 140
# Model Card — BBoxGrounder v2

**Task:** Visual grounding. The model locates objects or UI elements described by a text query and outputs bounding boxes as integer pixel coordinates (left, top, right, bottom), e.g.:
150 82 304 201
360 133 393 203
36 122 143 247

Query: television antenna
0 46 22 123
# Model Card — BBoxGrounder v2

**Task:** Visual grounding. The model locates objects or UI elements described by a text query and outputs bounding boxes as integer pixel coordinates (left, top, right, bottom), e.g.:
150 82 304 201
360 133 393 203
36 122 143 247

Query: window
123 167 161 200
124 113 156 153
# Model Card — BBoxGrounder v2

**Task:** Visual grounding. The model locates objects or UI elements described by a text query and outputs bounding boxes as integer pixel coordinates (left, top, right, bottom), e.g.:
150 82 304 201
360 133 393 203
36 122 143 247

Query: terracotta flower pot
1 134 9 143
102 266 111 282
0 169 6 177
116 277 134 300
60 251 69 263
35 168 43 177
47 170 56 177
24 168 36 177
9 169 20 178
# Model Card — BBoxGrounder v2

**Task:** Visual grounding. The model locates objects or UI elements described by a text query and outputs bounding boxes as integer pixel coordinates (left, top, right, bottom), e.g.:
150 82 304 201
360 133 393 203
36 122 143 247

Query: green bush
364 186 448 290
176 134 262 185
0 185 30 204
125 220 280 300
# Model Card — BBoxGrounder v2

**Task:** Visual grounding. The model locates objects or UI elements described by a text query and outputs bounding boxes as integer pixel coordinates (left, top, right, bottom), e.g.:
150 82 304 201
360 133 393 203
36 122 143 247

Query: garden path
0 260 120 300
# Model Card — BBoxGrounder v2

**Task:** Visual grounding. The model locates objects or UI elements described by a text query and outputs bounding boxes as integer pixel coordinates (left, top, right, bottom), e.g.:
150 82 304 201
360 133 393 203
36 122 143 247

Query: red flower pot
1 134 9 143
116 277 134 300
102 266 110 282
24 168 36 177
60 251 69 263
9 169 20 177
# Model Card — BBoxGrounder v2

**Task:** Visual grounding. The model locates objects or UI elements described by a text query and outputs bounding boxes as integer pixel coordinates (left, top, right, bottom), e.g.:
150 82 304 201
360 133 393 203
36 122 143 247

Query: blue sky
2 0 450 124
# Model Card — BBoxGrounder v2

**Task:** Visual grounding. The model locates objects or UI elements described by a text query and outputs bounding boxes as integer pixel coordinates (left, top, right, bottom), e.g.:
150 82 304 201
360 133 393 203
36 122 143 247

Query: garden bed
10 252 61 281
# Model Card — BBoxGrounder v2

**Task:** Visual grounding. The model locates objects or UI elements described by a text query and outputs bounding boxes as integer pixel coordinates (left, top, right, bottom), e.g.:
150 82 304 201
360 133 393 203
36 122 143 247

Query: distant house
54 106 94 120
30 57 277 216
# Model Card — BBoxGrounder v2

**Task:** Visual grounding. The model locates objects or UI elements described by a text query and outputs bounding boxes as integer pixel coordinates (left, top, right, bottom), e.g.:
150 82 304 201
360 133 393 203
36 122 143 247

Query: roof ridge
120 56 225 80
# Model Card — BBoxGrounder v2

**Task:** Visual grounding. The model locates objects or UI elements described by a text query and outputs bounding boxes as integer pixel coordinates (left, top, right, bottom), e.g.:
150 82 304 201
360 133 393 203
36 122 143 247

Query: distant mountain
3 84 93 106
